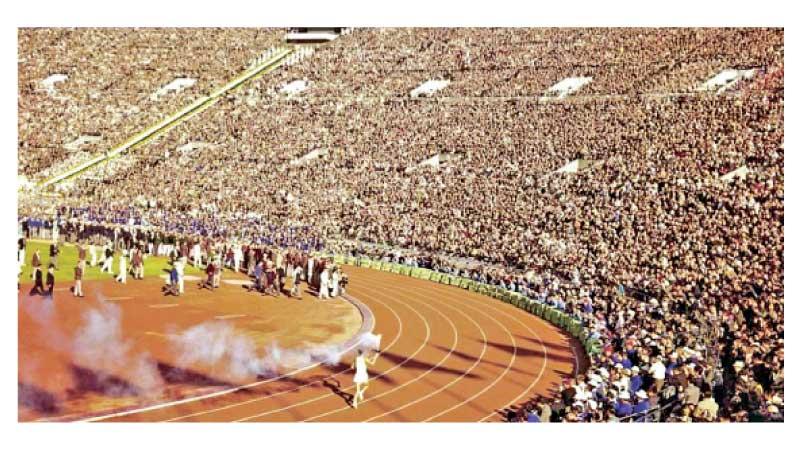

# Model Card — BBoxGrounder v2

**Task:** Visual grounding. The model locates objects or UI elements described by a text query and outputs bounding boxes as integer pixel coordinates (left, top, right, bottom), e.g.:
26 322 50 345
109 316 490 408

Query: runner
352 349 378 409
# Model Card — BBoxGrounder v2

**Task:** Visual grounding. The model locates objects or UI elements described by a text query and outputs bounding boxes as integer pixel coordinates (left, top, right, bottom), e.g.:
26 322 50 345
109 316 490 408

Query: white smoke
357 332 382 352
72 300 164 398
21 293 166 402
169 323 384 382
170 321 275 382
19 295 70 353
22 289 385 404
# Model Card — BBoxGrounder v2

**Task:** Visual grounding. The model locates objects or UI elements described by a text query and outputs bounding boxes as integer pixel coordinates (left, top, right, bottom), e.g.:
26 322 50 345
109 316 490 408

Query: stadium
17 27 783 423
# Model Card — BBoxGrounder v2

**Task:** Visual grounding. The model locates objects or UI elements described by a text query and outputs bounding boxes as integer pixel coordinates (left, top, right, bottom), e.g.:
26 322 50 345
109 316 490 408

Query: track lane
89 266 580 422
236 279 447 422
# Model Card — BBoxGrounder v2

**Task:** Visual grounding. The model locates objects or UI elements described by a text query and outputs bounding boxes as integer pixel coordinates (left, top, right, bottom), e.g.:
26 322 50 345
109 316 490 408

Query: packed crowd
18 28 285 179
18 28 783 422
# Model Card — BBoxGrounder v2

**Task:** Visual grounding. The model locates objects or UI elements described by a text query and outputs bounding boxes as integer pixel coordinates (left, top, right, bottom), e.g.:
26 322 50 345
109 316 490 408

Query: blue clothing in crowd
629 375 643 393
621 358 633 369
633 400 650 415
615 401 633 417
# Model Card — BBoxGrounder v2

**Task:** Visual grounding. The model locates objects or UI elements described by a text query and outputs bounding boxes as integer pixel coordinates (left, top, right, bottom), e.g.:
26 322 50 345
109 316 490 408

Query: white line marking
214 314 247 320
148 304 180 309
159 275 202 281
144 331 176 339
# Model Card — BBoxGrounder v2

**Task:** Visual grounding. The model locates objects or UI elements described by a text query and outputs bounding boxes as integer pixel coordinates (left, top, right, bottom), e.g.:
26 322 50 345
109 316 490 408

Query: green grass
19 240 204 283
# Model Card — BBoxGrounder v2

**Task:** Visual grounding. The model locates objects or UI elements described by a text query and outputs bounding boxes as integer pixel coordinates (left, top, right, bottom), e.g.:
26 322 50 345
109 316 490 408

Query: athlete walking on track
352 349 378 409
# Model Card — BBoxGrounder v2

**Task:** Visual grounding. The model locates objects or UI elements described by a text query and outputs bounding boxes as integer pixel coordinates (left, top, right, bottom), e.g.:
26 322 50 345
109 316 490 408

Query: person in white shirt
319 267 330 300
331 267 340 297
116 249 127 284
192 242 202 267
233 245 243 273
89 243 97 267
175 258 186 294
649 356 666 391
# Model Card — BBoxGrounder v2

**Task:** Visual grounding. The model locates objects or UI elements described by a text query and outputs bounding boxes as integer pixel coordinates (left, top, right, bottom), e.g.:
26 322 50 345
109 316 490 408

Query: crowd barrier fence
327 255 603 359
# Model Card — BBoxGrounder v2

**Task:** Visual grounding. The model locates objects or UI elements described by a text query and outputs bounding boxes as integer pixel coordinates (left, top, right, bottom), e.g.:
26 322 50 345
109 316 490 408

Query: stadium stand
18 27 783 422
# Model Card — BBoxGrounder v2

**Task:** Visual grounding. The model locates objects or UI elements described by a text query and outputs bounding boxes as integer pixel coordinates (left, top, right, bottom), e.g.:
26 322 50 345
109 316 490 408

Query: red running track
86 265 586 422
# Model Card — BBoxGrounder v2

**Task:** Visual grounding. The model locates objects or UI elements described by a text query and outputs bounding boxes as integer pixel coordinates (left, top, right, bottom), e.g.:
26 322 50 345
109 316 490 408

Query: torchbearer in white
352 349 377 409
352 334 381 409
213 255 222 288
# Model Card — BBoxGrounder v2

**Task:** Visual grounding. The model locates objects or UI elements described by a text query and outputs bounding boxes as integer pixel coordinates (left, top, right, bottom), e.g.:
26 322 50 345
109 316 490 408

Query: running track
86 265 585 422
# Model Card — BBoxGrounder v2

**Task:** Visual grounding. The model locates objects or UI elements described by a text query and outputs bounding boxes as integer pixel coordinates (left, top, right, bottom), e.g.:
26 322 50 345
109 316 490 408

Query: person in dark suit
17 236 26 268
29 258 45 296
49 242 60 269
45 264 56 299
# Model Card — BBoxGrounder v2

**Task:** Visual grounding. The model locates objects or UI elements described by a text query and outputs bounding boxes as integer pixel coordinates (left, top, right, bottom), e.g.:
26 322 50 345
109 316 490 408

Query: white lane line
420 283 520 422
302 283 460 422
163 291 404 422
106 296 135 301
214 314 247 320
475 298 550 422
144 331 176 339
159 275 202 281
364 282 489 422
235 284 433 422
148 304 180 309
